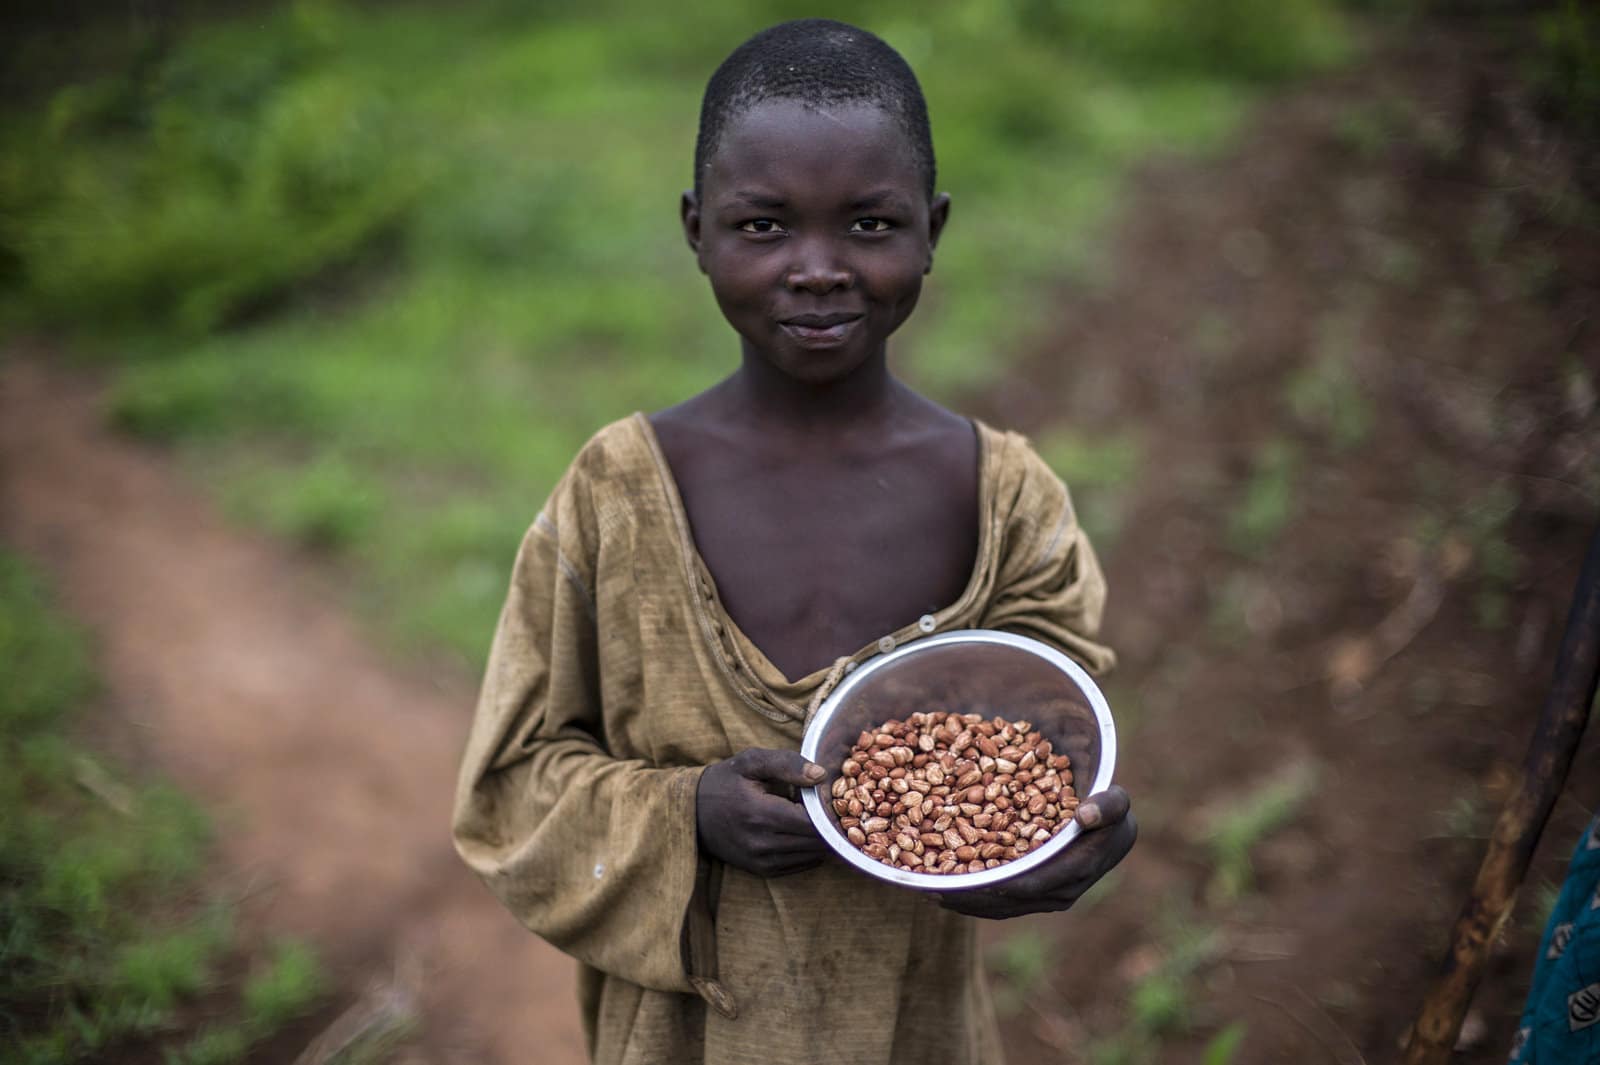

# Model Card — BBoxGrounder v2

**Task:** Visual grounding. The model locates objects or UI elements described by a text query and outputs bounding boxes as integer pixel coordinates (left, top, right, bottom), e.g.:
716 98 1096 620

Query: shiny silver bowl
800 629 1116 892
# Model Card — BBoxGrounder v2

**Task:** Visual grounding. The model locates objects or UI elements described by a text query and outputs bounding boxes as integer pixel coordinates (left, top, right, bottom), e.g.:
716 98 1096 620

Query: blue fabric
1507 815 1600 1065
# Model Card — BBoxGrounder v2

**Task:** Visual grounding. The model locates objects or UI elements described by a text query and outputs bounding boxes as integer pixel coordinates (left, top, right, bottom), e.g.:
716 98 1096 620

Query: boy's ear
681 190 706 271
924 192 951 274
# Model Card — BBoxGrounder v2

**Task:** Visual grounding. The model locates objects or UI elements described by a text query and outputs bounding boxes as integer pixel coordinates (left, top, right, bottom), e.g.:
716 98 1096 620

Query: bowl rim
800 628 1117 892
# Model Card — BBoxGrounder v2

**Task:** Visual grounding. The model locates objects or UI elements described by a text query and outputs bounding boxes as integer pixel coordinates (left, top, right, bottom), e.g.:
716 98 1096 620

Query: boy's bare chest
666 441 979 681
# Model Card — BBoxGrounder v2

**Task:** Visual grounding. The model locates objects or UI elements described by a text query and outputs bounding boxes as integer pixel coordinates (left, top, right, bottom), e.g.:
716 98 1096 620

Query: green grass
167 941 328 1065
1202 1022 1248 1065
1532 0 1600 138
1202 762 1319 904
985 929 1052 1017
1088 913 1231 1065
1284 352 1373 452
1227 437 1301 557
1413 478 1523 631
1035 427 1144 548
0 549 328 1064
1 0 1353 664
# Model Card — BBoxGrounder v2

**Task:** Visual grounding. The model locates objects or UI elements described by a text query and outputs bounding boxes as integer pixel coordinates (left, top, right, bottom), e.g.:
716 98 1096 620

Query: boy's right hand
696 748 830 877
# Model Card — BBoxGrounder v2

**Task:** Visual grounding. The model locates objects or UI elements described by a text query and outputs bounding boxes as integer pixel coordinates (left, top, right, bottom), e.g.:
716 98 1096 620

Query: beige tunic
452 413 1114 1065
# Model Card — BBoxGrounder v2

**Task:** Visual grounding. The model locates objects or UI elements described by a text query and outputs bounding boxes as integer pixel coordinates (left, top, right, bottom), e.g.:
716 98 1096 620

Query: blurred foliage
1533 0 1600 135
1201 1022 1248 1065
984 929 1052 1017
0 550 325 1064
166 940 328 1065
1227 437 1301 556
1036 427 1144 547
1089 912 1228 1065
1285 354 1374 452
1202 762 1319 904
0 0 1353 662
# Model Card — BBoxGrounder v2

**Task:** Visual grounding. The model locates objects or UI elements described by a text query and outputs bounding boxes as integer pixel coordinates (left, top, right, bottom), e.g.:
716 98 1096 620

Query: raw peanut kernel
830 713 1076 876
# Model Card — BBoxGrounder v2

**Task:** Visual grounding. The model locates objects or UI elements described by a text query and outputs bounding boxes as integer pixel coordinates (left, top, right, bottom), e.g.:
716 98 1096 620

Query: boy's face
682 99 949 386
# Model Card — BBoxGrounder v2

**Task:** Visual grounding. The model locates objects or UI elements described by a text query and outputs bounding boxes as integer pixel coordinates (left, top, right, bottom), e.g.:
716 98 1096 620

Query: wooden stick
1402 523 1600 1064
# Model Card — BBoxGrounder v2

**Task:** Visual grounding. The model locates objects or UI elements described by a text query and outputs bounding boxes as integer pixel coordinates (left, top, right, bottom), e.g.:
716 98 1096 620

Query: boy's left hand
933 785 1135 919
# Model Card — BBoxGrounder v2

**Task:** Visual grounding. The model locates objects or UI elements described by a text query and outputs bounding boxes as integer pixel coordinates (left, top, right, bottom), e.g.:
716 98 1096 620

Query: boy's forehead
704 98 922 198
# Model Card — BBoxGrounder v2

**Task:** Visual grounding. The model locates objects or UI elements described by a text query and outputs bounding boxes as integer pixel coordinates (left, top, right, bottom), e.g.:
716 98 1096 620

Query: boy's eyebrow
725 191 787 209
848 189 912 210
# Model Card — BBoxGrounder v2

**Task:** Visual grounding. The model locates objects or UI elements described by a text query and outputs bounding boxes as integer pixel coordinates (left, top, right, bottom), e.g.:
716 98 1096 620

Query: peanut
828 713 1077 876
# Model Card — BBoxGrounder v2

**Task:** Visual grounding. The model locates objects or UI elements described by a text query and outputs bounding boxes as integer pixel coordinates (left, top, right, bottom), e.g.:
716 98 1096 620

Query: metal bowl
800 629 1116 892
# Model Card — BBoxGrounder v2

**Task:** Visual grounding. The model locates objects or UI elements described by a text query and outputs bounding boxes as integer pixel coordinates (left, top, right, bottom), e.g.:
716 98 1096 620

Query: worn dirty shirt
452 413 1115 1065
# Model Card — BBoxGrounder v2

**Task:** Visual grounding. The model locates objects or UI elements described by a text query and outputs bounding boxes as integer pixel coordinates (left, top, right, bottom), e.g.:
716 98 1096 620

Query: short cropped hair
694 19 936 200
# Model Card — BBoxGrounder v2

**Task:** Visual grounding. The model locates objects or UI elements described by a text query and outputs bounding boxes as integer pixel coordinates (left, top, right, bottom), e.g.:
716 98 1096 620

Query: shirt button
877 635 896 654
918 614 937 633
844 660 857 673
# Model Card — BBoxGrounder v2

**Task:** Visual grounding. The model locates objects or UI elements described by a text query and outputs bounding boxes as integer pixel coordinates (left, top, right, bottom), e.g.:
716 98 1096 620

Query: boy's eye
738 219 784 235
851 218 894 233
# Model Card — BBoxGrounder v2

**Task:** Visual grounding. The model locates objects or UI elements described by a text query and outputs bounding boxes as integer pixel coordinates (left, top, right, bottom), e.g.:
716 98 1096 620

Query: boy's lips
779 312 864 345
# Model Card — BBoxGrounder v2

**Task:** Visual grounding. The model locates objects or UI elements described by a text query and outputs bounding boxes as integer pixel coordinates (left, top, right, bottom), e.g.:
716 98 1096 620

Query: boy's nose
784 241 852 294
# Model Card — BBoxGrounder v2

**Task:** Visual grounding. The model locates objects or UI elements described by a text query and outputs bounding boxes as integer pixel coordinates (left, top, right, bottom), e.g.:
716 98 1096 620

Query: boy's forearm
453 734 709 994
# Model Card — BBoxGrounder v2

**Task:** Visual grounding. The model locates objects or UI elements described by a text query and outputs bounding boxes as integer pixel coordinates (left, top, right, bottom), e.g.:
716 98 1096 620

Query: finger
964 812 1138 901
734 747 827 788
1021 813 1139 899
745 792 822 837
744 834 829 871
1075 785 1131 831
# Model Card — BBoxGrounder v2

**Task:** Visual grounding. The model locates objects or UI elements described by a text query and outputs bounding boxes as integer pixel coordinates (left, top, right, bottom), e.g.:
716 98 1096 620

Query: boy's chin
767 350 878 387
738 333 886 387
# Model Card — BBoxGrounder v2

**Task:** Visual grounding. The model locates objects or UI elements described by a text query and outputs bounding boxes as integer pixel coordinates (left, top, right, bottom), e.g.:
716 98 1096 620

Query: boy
452 19 1135 1065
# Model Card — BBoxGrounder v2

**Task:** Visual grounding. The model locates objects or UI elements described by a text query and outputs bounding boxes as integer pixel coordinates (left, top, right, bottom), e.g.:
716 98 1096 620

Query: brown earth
3 12 1598 1065
0 358 587 1065
966 20 1600 1065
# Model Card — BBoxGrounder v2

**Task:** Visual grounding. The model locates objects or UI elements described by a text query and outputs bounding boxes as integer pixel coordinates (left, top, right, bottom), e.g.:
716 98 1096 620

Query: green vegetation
1284 353 1373 452
1201 1022 1248 1065
1533 0 1600 137
1036 427 1144 547
0 550 327 1063
1227 437 1301 556
1414 477 1522 631
0 0 1353 664
1089 914 1229 1065
1202 762 1319 904
985 929 1052 1017
168 941 328 1065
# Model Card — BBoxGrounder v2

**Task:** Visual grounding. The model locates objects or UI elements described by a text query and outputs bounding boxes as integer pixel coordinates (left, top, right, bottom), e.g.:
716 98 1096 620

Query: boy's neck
726 347 903 436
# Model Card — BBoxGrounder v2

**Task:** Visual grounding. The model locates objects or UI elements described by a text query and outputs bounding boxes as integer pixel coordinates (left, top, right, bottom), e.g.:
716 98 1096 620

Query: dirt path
0 356 587 1065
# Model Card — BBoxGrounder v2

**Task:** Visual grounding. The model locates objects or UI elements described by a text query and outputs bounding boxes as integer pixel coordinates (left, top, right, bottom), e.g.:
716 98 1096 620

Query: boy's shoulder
559 413 657 485
535 414 661 535
975 420 1068 494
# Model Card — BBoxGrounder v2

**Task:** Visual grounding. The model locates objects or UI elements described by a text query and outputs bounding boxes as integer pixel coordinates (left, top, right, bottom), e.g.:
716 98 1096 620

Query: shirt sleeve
450 458 706 995
980 440 1118 676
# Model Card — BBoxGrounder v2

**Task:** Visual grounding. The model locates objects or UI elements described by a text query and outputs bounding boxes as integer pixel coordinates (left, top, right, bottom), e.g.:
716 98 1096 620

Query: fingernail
804 763 826 782
1077 803 1101 828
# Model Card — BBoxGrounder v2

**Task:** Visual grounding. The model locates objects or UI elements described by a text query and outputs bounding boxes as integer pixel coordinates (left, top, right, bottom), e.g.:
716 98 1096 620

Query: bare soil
0 358 587 1065
2 13 1597 1065
967 20 1600 1065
